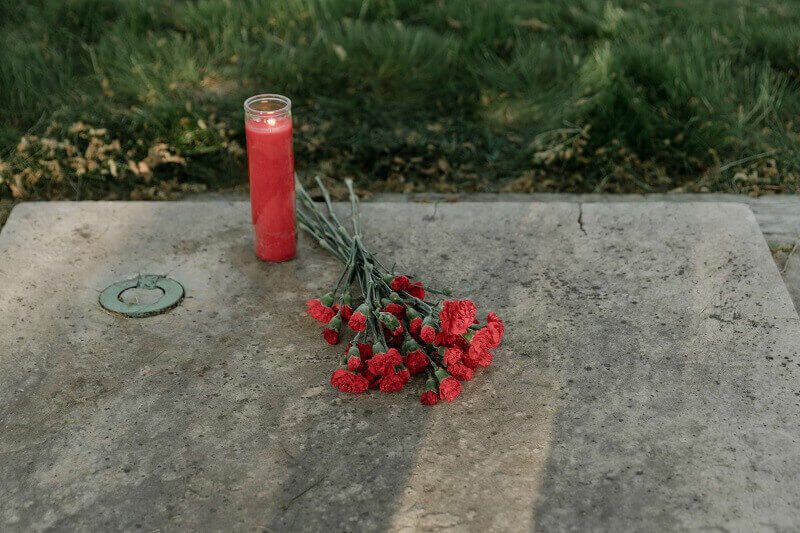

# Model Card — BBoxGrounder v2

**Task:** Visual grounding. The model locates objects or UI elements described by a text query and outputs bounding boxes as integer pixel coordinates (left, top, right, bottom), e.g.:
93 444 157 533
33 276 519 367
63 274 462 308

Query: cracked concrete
576 203 587 235
2 201 800 531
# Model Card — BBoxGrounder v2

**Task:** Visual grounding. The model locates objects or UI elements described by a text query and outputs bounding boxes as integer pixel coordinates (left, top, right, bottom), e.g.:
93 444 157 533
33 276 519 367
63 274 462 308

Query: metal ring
99 274 184 317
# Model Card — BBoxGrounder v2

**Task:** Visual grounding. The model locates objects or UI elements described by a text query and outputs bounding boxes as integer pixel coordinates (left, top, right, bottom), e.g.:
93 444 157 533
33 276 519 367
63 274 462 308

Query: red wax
245 115 296 261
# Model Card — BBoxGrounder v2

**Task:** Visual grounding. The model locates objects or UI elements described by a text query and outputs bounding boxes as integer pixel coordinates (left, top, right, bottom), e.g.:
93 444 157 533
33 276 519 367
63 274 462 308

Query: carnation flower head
331 368 369 393
434 368 462 402
406 281 425 300
357 343 374 360
420 390 439 406
367 348 403 376
434 331 470 350
439 377 461 401
447 362 474 381
322 314 342 346
306 299 336 324
334 304 353 322
404 349 429 374
360 366 381 389
463 348 492 369
409 316 423 337
390 275 425 300
348 307 368 332
390 275 411 292
322 328 340 345
420 376 439 405
476 312 505 348
346 344 361 370
420 324 437 344
379 367 411 392
443 346 464 366
464 327 495 368
487 312 505 345
367 353 387 375
440 300 477 336
384 303 406 319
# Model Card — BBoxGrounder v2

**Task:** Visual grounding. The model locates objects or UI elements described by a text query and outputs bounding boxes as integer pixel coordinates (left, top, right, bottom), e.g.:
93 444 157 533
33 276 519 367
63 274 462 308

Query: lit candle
244 94 296 262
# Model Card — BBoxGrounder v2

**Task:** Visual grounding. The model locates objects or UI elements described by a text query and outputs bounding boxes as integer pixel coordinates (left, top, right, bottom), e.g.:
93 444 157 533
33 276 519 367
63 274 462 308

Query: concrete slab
776 240 800 313
1 201 800 531
372 192 800 245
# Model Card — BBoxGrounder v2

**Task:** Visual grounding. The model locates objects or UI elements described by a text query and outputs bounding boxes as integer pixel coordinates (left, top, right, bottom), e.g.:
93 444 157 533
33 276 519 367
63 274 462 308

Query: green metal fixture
99 274 184 317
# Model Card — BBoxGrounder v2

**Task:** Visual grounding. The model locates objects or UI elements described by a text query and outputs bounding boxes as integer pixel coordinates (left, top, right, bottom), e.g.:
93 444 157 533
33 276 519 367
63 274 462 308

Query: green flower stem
314 175 348 234
296 178 351 253
345 177 361 238
297 208 349 256
333 240 358 295
297 175 449 353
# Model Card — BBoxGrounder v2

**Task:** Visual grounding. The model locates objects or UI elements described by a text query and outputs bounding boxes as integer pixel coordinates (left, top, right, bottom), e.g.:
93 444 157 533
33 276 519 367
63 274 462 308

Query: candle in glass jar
244 94 296 262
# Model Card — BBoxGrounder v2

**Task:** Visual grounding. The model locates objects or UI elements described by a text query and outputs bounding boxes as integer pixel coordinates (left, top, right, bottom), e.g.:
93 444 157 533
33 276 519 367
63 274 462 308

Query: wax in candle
245 113 296 261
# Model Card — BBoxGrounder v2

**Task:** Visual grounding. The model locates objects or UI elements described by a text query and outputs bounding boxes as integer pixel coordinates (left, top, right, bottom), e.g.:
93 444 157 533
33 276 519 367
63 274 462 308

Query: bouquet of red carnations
297 177 505 405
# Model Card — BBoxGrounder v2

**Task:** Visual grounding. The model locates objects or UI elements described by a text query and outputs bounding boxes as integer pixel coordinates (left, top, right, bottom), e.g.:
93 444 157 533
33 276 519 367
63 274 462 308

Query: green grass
1 0 799 200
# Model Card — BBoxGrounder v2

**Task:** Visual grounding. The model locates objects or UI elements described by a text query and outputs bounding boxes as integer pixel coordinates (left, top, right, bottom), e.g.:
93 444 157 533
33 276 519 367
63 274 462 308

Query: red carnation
385 348 403 365
409 317 423 337
406 281 425 300
384 303 406 319
357 343 374 360
420 391 439 406
390 275 411 292
347 355 361 371
420 325 436 344
464 329 494 368
434 331 470 350
331 368 369 393
447 362 474 382
367 348 403 376
337 304 353 322
379 368 411 392
404 349 429 374
348 311 367 332
485 312 505 347
472 328 496 363
443 346 464 366
306 299 336 324
484 325 502 348
323 328 340 345
361 367 381 389
461 350 481 369
440 300 477 336
438 376 462 402
367 353 387 375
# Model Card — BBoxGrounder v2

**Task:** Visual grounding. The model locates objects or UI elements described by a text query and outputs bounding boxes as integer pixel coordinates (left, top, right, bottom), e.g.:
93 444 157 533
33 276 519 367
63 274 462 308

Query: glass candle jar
244 94 296 262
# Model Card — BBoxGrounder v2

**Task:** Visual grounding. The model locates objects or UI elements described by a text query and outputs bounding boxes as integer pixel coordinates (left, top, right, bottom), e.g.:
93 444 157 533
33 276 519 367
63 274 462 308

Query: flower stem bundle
297 177 505 405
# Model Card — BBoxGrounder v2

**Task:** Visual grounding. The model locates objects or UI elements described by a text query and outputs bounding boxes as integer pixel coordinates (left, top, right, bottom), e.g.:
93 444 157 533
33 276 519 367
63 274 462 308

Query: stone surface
1 201 800 531
773 241 800 312
372 192 800 245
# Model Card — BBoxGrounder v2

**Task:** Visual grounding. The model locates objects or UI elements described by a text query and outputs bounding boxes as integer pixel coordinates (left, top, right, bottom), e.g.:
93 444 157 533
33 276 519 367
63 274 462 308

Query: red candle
244 94 296 262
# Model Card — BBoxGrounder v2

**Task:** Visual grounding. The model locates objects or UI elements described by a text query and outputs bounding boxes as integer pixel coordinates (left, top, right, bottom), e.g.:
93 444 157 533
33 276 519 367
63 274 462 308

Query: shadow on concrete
530 204 800 530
